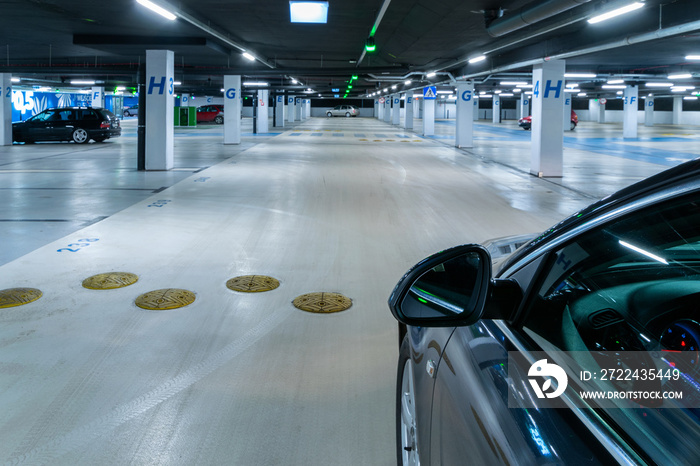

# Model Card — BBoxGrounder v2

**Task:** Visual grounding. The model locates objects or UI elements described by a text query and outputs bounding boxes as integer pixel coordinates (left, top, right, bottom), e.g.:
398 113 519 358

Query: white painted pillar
377 99 384 120
180 93 190 108
91 86 104 108
223 75 242 144
520 95 531 119
374 99 379 118
598 100 606 123
275 94 285 127
295 98 302 121
673 95 682 125
623 85 639 139
473 97 479 121
404 91 414 130
384 98 391 122
0 74 11 146
288 96 295 123
145 50 174 170
644 94 654 127
455 83 474 149
306 99 311 119
300 98 306 120
423 98 435 136
392 94 401 125
588 99 597 122
257 89 269 133
563 94 573 131
531 60 565 177
492 95 501 123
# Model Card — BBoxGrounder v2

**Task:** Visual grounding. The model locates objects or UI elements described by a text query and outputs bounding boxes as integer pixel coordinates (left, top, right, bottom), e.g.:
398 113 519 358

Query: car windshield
27 111 53 122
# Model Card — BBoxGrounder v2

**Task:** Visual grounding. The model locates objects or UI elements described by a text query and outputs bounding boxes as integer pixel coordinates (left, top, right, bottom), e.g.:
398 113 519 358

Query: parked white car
326 105 358 117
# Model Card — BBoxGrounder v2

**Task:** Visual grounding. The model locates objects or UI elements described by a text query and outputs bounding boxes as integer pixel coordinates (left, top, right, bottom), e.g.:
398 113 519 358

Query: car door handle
426 360 437 378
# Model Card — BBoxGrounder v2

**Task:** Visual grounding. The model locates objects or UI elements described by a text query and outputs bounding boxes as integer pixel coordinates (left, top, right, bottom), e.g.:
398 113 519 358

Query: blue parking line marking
332 133 344 137
311 133 323 136
354 133 366 137
290 133 302 136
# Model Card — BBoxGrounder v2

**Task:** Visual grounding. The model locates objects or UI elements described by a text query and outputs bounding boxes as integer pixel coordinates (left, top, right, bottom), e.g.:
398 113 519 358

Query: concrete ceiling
2 0 700 98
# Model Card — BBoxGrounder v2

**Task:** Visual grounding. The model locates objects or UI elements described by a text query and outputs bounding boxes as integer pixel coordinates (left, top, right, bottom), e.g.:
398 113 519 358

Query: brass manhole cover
293 292 352 314
226 275 280 293
135 289 196 310
0 288 43 308
82 272 138 290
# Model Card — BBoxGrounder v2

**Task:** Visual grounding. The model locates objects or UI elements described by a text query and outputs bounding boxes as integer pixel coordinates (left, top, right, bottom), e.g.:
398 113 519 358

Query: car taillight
100 121 110 129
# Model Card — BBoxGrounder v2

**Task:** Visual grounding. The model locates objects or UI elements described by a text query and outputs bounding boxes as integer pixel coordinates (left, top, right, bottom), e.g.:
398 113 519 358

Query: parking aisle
0 117 613 464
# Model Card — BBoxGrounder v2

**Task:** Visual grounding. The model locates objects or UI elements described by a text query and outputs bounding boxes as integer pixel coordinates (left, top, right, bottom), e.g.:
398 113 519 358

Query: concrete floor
0 116 697 464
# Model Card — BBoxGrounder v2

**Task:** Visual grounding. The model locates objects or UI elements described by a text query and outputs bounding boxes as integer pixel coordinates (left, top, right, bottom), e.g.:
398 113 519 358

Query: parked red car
519 110 578 131
196 104 224 124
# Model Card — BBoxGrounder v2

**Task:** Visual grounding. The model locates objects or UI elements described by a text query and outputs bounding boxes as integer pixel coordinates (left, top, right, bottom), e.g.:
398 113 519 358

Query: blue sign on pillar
224 75 241 144
423 86 437 100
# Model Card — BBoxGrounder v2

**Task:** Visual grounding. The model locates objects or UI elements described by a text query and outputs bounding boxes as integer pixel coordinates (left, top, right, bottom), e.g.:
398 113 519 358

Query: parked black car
390 159 700 465
13 107 121 144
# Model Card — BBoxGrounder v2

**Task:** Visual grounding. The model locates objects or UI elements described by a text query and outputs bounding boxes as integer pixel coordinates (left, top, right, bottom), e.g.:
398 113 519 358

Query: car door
23 109 55 140
428 256 611 465
47 109 76 140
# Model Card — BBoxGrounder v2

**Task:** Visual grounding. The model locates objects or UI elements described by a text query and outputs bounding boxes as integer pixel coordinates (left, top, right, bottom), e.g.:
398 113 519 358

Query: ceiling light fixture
684 96 699 100
607 79 625 84
564 73 597 78
243 82 268 86
242 52 256 61
686 55 700 60
364 37 376 53
137 0 177 20
588 2 644 24
11 77 20 83
646 82 674 87
289 1 328 23
668 73 692 80
426 72 437 78
71 80 96 85
578 92 588 97
405 80 412 85
468 55 486 64
500 81 528 86
602 85 627 89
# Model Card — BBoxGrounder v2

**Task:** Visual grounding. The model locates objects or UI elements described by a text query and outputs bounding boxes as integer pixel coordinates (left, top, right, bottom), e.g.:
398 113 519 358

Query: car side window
79 110 97 120
522 193 700 464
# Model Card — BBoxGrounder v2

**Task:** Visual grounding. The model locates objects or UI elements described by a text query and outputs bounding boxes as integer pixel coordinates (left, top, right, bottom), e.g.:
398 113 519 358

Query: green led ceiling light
365 37 376 53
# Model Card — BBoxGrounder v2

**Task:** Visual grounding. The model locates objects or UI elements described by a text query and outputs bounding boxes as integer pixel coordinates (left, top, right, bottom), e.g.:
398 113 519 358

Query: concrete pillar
275 94 285 127
0 74 11 146
295 98 302 121
598 100 606 123
91 86 104 108
492 95 501 123
455 83 474 149
392 94 400 125
563 94 573 131
531 60 565 177
180 93 190 108
305 99 311 119
374 99 379 118
384 98 391 122
588 99 597 122
473 97 479 120
673 95 682 125
287 96 295 123
644 94 654 127
223 75 242 144
623 85 639 139
145 50 174 170
378 98 384 120
257 89 269 133
404 91 414 130
423 97 435 136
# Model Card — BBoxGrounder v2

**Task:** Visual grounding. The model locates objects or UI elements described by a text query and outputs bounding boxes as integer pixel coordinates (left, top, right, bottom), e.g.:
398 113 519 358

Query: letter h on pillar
148 76 166 95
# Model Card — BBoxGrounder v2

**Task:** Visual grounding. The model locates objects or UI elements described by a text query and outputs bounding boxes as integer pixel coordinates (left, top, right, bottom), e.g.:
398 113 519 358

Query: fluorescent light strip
687 55 700 60
646 82 674 87
607 79 625 84
242 52 256 61
602 85 626 89
668 73 692 80
468 55 486 64
137 0 176 20
588 2 644 24
564 73 597 78
501 81 528 86
619 240 668 265
71 80 95 85
243 82 268 86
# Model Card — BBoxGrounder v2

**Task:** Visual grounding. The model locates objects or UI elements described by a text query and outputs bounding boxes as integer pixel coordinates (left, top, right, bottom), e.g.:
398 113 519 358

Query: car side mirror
388 244 522 327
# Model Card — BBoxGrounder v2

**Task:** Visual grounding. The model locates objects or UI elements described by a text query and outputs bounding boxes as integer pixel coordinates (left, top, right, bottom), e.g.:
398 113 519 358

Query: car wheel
345 112 351 117
124 111 131 117
72 128 89 144
570 121 576 131
327 112 333 117
397 336 420 466
214 115 224 124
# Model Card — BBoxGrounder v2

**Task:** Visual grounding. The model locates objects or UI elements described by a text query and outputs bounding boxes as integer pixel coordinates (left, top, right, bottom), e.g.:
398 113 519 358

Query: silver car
123 105 138 117
390 158 700 465
326 105 359 117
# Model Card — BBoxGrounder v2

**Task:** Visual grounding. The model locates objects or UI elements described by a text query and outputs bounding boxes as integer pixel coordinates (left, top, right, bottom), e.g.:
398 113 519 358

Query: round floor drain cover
293 292 352 314
82 272 138 290
135 289 195 310
226 275 280 293
0 288 43 309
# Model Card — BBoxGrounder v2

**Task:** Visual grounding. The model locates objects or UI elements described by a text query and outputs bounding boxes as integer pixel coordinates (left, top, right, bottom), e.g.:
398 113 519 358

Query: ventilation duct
487 0 591 37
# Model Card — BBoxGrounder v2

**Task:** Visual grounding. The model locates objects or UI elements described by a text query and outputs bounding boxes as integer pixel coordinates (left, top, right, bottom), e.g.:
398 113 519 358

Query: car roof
501 158 700 268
